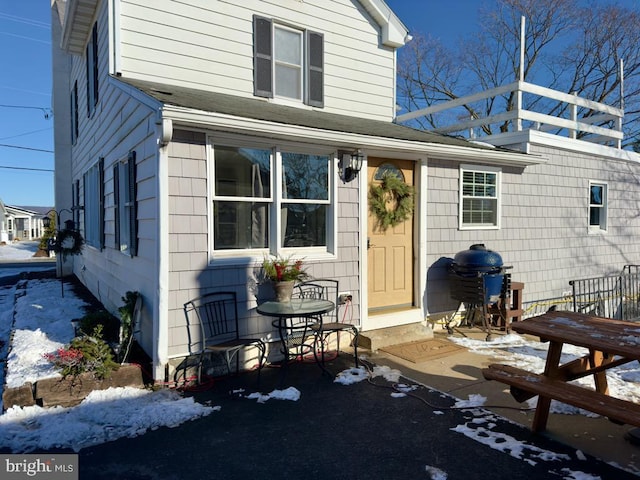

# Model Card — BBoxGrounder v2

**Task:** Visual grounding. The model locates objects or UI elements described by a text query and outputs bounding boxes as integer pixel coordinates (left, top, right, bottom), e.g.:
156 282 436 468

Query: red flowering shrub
43 347 85 377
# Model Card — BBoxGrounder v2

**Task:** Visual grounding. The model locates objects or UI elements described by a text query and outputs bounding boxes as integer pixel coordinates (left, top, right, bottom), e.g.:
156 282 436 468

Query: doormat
379 339 465 363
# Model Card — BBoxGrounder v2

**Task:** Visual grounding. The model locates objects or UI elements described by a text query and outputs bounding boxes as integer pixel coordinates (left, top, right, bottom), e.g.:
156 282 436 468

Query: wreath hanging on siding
368 173 415 231
54 228 85 259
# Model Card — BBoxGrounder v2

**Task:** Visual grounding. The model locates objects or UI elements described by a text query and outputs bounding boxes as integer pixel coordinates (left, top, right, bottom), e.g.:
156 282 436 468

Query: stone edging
2 364 145 410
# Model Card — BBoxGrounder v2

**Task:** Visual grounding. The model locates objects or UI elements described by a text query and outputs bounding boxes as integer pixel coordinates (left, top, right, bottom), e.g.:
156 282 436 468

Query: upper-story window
210 138 334 257
589 182 607 232
86 22 99 117
459 164 501 230
253 15 324 107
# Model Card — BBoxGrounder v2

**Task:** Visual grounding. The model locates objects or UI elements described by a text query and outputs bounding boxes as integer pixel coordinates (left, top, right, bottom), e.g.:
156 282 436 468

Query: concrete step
358 323 433 351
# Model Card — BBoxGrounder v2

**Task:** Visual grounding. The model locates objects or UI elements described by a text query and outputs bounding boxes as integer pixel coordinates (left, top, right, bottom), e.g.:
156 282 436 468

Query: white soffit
60 0 98 55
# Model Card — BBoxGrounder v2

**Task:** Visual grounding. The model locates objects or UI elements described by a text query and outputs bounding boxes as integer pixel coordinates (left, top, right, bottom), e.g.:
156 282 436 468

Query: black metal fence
521 265 640 321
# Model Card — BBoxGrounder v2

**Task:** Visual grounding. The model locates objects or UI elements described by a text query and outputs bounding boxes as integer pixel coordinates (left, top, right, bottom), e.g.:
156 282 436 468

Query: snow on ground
0 241 43 261
0 241 55 279
448 334 640 414
0 264 639 480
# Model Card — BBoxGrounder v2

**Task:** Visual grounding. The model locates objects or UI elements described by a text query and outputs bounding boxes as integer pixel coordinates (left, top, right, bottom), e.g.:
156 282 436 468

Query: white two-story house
55 0 640 382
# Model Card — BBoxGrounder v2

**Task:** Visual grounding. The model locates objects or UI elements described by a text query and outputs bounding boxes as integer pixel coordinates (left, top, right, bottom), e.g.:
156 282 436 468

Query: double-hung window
459 165 501 229
589 182 607 232
83 158 104 248
211 140 332 255
86 22 99 116
114 151 137 256
253 16 324 107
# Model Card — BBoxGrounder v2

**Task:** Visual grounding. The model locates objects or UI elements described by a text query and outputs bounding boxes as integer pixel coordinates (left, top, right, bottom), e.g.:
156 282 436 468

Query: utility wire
0 127 52 141
0 104 53 119
0 143 53 153
0 12 49 29
0 165 53 172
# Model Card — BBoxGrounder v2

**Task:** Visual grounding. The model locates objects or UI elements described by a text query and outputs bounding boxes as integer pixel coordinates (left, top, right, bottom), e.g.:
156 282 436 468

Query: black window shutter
98 157 105 250
85 42 91 116
92 23 99 106
113 164 119 248
253 15 273 98
306 30 324 107
71 82 78 144
128 151 138 257
82 174 87 236
75 179 80 229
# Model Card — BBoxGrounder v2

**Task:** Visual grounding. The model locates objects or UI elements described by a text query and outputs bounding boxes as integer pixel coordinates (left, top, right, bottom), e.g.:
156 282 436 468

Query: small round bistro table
257 298 335 377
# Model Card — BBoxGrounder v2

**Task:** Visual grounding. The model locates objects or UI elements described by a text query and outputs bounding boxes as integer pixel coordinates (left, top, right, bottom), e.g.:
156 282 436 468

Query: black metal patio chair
295 279 359 367
184 291 266 384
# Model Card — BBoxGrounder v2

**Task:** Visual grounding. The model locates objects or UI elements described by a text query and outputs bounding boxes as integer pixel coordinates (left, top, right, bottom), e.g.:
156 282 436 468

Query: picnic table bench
482 310 640 432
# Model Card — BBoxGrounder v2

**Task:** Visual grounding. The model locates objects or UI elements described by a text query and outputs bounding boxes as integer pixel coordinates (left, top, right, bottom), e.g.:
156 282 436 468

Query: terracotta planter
273 280 295 302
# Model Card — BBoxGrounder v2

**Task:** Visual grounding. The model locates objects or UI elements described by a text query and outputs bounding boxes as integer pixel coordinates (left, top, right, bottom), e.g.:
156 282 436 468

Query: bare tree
397 0 640 148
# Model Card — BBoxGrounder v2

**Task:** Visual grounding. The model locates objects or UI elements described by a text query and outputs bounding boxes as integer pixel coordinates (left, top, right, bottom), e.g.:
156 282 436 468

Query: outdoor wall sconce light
339 149 365 183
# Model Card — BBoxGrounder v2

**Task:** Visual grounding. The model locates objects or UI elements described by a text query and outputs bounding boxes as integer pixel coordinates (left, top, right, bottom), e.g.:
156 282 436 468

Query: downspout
154 116 173 381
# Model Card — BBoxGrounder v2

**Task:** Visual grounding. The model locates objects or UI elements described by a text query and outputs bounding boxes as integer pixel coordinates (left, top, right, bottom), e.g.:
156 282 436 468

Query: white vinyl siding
117 0 396 120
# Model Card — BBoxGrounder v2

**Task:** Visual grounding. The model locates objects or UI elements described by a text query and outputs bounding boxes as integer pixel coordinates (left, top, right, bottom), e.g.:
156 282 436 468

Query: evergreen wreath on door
368 172 415 231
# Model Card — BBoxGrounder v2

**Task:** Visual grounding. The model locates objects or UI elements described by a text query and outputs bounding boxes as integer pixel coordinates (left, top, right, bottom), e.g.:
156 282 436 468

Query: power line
0 127 52 141
0 143 53 153
0 12 49 29
0 104 53 119
0 31 50 44
0 165 53 172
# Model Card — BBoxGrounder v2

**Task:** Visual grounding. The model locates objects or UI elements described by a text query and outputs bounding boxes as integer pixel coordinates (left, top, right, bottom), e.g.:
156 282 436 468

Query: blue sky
0 1 53 208
0 1 636 207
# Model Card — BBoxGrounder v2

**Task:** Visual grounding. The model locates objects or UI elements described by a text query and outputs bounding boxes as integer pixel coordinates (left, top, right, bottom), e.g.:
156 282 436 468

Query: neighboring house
0 201 49 241
50 0 638 382
0 198 8 243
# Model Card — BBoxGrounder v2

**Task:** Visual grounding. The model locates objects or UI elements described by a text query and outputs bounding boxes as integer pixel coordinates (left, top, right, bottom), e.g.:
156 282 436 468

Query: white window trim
458 164 501 230
206 134 337 265
273 24 304 102
588 180 608 234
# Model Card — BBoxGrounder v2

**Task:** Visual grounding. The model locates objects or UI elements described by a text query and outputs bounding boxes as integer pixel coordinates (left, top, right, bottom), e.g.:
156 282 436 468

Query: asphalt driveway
77 356 637 480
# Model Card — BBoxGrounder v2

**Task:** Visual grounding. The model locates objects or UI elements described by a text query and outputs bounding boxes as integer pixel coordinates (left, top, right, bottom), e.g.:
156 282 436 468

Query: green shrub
69 325 120 379
78 310 120 343
43 325 119 380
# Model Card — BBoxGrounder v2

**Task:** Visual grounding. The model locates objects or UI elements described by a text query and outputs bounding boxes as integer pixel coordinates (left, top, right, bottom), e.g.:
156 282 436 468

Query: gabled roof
5 205 51 217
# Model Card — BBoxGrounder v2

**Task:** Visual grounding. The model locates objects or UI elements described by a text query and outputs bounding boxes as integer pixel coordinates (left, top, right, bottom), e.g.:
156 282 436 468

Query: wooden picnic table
482 310 640 432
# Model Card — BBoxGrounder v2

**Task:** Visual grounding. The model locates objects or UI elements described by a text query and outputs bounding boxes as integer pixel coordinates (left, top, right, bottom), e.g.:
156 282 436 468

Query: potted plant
262 255 308 302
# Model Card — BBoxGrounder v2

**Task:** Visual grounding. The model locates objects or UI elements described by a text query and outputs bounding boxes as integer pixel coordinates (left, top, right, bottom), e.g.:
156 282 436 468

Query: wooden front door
367 158 414 312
